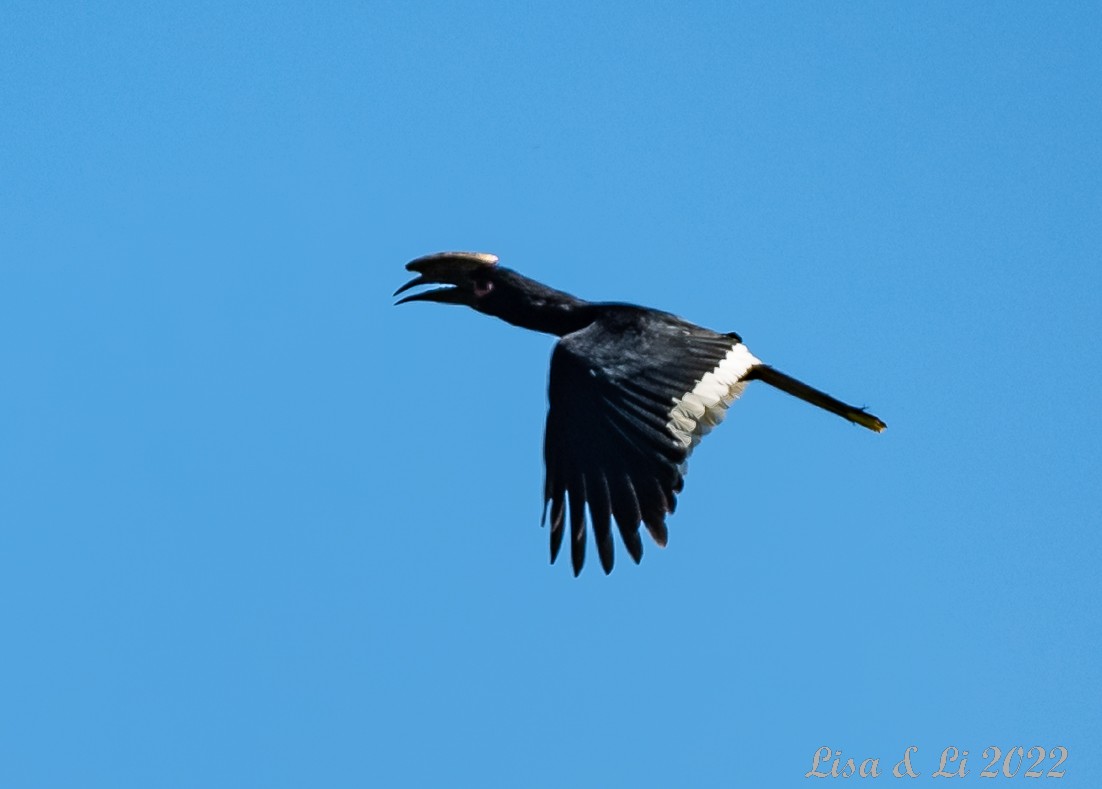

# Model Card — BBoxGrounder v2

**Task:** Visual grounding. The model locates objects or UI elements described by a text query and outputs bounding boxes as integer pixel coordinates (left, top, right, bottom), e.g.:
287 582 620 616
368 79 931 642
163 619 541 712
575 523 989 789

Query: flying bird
395 251 885 575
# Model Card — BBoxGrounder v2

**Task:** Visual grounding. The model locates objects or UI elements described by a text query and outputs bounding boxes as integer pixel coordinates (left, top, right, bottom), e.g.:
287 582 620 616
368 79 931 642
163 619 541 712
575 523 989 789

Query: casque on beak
393 251 498 305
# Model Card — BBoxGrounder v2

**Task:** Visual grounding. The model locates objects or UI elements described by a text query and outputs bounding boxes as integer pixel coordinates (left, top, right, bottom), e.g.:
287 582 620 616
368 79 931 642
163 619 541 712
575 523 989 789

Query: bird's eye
473 279 494 297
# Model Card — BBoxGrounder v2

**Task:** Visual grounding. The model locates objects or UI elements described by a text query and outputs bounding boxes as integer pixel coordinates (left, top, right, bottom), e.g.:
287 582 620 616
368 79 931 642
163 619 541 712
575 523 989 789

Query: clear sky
2 2 1100 787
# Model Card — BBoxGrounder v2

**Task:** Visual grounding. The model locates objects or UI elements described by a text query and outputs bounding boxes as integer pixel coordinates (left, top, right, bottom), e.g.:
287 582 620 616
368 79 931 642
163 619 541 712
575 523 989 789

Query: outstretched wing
543 313 760 575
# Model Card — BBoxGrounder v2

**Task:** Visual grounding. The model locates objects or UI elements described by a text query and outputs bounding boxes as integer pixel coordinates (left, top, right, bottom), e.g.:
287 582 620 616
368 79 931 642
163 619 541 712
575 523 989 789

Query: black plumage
395 251 885 575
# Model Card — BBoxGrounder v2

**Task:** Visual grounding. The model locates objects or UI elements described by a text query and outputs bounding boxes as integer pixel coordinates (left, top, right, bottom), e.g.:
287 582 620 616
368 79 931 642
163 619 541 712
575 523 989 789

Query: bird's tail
745 365 886 432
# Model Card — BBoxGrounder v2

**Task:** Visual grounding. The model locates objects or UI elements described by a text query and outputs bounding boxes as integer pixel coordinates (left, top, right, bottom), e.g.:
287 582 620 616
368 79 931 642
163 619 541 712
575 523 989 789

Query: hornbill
395 251 885 576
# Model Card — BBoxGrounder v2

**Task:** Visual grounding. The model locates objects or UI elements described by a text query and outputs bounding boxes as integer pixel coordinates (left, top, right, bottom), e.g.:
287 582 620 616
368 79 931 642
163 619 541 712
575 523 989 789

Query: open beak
393 251 498 305
393 274 469 305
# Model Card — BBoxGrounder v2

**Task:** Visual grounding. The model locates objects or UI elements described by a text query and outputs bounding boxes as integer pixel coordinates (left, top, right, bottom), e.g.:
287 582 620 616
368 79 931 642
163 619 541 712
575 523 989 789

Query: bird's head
394 251 591 336
393 251 503 310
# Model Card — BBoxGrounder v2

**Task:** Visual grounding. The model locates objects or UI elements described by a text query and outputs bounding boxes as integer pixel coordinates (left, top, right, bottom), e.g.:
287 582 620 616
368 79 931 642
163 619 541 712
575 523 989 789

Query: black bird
395 251 885 576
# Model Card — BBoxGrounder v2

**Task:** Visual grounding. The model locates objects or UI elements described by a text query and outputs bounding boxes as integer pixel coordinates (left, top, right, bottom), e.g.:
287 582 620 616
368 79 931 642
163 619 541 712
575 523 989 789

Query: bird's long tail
745 365 886 432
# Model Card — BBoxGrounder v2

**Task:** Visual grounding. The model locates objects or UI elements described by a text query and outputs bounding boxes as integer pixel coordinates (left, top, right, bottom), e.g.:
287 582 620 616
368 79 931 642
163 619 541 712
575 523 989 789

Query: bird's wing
543 315 760 575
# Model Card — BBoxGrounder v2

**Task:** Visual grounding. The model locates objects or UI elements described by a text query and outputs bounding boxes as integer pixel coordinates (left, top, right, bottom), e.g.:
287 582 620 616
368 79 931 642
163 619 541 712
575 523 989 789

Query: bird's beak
393 274 471 305
393 251 498 306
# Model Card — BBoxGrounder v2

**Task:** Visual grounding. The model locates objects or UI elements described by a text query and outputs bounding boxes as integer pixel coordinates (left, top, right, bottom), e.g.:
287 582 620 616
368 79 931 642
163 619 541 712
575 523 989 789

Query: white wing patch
666 343 761 450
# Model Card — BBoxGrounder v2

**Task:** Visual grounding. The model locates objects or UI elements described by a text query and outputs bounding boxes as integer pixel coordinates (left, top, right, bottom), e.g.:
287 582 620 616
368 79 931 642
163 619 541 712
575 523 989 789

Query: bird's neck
486 276 595 336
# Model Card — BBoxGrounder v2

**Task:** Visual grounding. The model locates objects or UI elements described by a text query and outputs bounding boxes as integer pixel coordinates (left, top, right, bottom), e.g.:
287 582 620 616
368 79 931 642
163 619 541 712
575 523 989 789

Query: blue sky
2 2 1100 786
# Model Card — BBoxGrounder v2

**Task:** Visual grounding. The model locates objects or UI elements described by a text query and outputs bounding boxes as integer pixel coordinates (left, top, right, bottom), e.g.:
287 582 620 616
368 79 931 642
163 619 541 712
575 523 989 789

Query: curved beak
393 274 469 305
393 251 498 306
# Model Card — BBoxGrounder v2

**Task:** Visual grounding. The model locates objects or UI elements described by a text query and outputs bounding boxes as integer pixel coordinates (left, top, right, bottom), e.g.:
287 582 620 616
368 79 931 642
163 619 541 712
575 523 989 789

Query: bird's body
395 251 885 575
